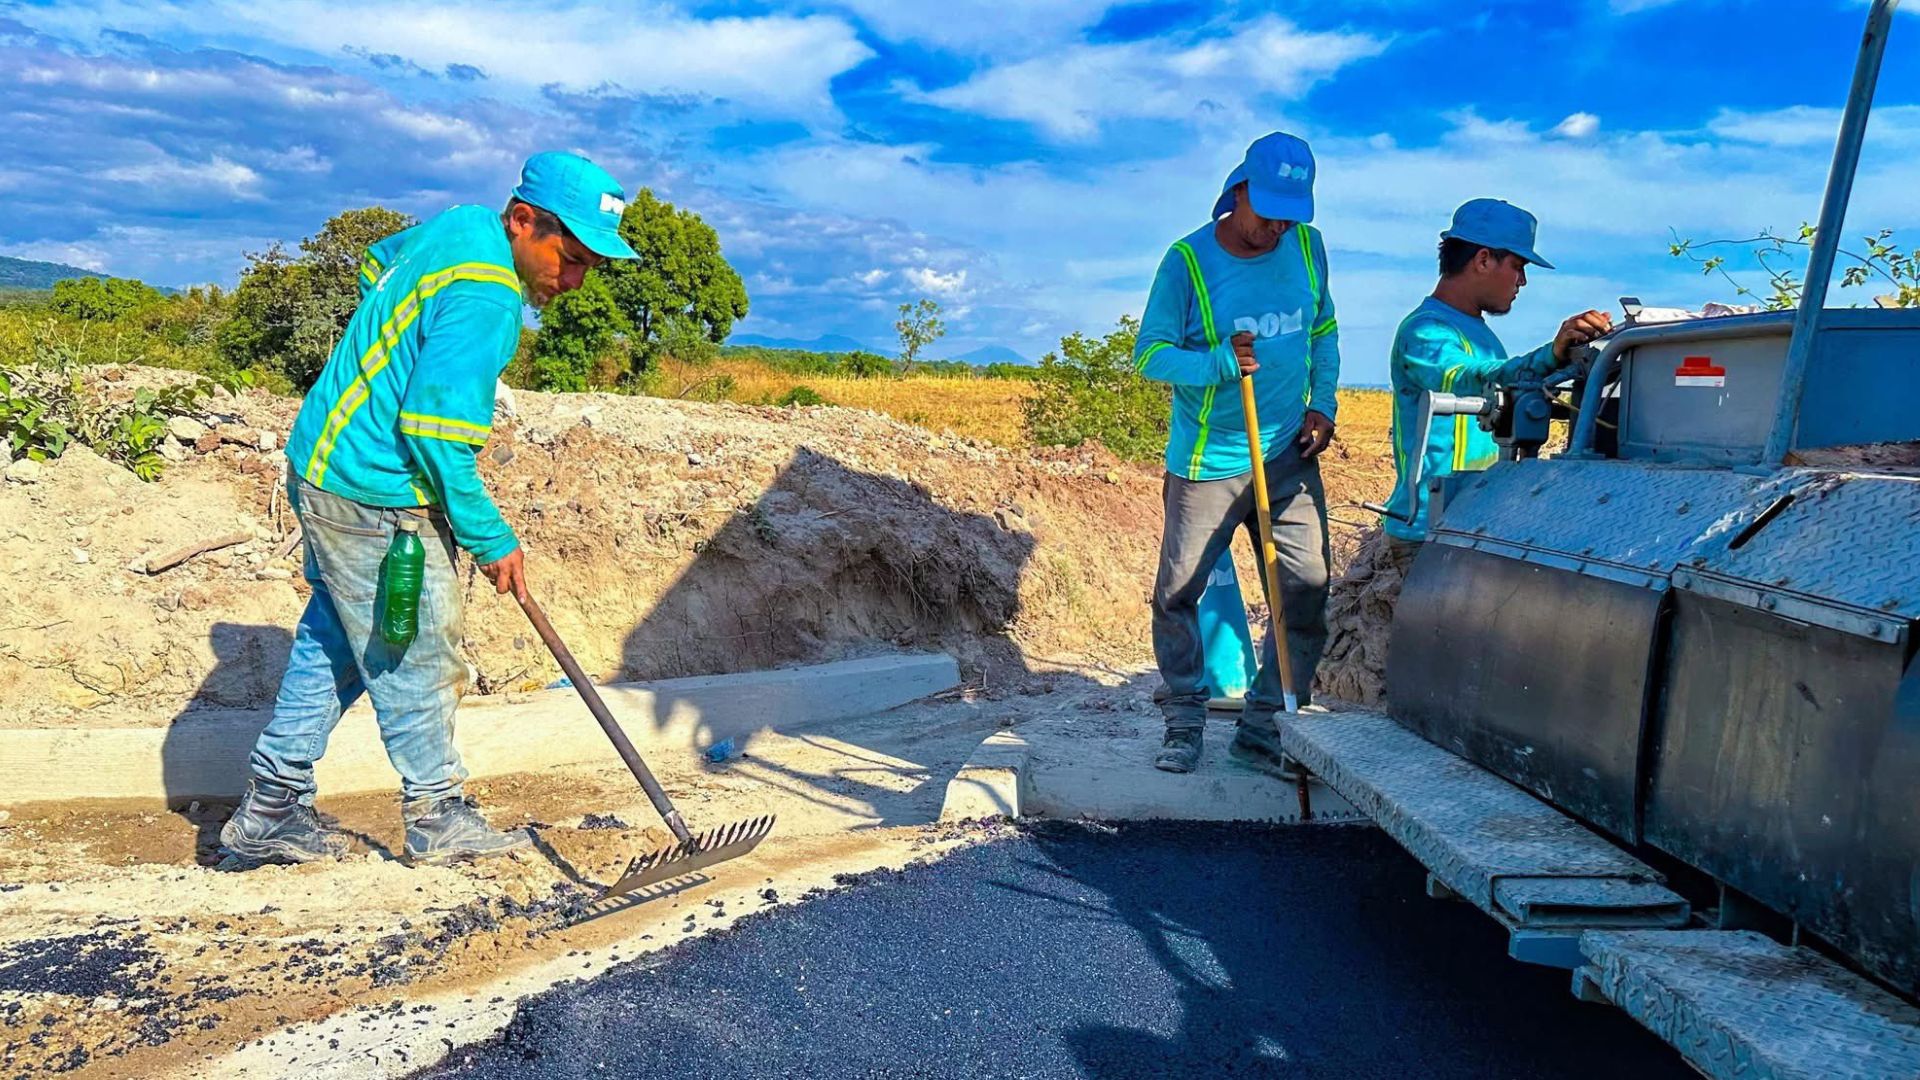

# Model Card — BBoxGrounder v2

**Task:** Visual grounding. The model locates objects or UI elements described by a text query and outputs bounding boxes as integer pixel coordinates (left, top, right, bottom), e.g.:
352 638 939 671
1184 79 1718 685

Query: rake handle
516 591 695 844
1239 374 1298 710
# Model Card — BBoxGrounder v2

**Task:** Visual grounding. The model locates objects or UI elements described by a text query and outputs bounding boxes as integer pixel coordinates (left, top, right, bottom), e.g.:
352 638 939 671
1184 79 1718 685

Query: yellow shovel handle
1239 375 1298 711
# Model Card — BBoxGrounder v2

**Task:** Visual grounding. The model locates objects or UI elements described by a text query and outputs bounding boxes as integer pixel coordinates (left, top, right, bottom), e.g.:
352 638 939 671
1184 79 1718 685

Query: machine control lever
1363 391 1492 524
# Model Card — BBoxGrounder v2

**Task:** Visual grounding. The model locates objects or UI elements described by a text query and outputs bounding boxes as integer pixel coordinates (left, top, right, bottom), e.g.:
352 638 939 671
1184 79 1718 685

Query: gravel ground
416 821 1691 1079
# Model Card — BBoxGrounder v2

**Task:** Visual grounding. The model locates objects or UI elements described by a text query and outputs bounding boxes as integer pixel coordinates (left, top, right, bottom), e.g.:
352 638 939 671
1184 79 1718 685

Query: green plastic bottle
380 518 426 647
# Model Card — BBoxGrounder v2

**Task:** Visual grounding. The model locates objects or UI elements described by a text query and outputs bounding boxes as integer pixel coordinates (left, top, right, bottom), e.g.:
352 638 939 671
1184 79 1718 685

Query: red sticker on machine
1674 355 1726 387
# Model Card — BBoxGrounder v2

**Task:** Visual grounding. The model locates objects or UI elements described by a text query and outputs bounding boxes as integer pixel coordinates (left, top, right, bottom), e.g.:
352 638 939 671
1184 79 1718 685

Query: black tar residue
577 814 629 831
0 930 236 1075
410 820 1695 1080
3 880 597 1075
0 933 163 1000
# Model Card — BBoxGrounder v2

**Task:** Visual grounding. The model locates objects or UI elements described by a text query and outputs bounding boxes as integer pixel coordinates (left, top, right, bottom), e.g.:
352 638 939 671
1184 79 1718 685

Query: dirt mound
1315 527 1416 707
1 373 1167 727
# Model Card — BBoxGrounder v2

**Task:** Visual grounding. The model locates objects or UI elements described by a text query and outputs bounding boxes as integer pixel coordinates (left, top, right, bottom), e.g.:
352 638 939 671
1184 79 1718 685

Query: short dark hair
1438 237 1516 277
504 197 571 240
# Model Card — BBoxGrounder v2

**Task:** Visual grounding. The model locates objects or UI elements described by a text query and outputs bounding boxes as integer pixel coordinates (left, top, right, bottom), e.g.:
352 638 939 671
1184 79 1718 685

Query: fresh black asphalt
416 821 1694 1079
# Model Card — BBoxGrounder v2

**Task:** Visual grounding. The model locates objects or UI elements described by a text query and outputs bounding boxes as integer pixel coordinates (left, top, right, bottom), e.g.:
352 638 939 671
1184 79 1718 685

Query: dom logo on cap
1213 131 1316 222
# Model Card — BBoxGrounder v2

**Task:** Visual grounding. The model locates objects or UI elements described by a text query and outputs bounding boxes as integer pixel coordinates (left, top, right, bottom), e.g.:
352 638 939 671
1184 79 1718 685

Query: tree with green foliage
840 350 894 378
1022 315 1169 462
893 297 945 371
219 206 416 389
49 276 165 322
528 275 628 392
1670 223 1920 309
583 188 748 376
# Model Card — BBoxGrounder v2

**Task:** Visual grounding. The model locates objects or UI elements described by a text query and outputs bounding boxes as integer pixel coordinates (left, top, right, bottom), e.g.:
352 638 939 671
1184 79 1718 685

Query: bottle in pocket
380 518 426 647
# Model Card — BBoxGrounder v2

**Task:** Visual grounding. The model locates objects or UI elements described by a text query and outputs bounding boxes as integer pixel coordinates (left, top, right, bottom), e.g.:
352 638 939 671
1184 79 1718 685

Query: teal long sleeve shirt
1132 222 1339 480
1382 296 1560 540
285 205 525 564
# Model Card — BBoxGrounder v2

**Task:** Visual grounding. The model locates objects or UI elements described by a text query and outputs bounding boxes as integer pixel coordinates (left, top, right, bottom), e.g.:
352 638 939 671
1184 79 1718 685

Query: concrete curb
939 731 1033 820
1 653 960 808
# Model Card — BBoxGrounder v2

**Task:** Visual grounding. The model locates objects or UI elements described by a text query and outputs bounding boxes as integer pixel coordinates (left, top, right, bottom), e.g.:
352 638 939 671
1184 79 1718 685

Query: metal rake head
602 814 777 901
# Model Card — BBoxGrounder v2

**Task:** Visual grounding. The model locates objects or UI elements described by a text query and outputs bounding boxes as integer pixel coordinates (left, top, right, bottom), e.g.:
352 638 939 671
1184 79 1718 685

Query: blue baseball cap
1441 198 1554 269
1212 131 1315 222
510 151 639 260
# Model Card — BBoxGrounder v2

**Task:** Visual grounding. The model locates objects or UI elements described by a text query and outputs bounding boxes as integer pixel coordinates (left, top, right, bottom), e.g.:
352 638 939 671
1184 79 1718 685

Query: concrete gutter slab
1576 930 1920 1080
2 653 959 807
941 709 1361 824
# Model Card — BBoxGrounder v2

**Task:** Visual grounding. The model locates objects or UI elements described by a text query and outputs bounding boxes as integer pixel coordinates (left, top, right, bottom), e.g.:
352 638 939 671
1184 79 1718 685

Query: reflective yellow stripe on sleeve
1172 240 1224 480
398 411 492 446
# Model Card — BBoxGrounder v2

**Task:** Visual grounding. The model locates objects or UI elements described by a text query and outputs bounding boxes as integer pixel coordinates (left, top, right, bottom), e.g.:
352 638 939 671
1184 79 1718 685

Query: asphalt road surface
417 821 1693 1079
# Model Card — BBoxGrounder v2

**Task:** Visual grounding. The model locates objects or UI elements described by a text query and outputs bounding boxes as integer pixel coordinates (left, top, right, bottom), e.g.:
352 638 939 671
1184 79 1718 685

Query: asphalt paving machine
1385 0 1920 1003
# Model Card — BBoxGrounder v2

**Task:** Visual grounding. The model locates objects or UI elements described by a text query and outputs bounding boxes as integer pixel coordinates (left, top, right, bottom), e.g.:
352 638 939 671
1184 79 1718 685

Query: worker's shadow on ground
999 824 1686 1078
612 445 1111 829
159 621 294 864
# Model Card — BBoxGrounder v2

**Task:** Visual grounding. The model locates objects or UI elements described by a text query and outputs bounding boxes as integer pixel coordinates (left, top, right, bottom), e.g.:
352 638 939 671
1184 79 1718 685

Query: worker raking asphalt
415 822 1692 1079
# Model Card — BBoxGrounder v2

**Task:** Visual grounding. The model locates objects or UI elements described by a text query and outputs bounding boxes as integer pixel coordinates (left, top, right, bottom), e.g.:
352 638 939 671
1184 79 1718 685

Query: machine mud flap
1650 473 1920 1000
1387 542 1661 843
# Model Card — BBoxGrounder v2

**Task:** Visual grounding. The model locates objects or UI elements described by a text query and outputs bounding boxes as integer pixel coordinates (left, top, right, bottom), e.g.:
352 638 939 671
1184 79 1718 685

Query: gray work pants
1152 446 1330 733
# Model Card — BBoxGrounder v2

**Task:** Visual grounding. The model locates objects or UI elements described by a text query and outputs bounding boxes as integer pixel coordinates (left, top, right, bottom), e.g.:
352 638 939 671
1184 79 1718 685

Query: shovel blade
602 814 776 900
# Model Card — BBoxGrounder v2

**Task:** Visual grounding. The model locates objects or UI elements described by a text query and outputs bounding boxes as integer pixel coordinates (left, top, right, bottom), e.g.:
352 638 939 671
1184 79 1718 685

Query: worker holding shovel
1134 132 1340 775
221 152 640 865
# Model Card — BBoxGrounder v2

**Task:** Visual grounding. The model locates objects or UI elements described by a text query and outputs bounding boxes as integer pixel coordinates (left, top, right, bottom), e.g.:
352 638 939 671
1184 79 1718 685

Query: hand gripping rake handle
1239 375 1299 713
516 591 696 846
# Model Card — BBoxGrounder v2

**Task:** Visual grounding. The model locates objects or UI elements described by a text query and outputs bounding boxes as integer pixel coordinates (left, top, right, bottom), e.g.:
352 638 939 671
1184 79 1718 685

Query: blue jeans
249 472 470 803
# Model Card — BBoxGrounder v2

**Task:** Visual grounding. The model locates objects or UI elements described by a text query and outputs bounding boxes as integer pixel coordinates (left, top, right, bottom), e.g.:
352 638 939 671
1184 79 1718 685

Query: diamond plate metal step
1575 930 1920 1080
1278 709 1689 967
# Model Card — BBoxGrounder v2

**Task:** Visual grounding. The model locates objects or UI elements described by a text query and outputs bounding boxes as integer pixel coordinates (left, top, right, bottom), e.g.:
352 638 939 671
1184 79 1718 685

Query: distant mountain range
944 344 1027 366
728 332 1031 366
728 332 875 354
0 255 107 291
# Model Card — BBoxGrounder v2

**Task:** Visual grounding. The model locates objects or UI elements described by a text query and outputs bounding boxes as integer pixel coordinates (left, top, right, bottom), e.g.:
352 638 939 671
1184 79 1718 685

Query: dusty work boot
1228 724 1302 781
1154 728 1203 773
219 780 349 864
403 795 531 865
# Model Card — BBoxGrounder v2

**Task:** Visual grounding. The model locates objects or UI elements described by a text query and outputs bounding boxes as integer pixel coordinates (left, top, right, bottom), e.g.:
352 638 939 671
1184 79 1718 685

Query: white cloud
853 268 889 286
903 266 967 295
1552 111 1600 139
1707 104 1920 147
24 1 874 117
0 239 110 272
911 15 1387 139
102 152 262 195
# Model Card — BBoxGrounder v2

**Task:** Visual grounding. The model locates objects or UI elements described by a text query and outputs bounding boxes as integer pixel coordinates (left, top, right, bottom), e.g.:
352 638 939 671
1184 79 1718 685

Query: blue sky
3 0 1917 384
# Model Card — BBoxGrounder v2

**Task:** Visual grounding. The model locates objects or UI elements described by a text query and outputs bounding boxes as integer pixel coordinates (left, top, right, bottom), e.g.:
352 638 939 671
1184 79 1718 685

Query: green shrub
776 385 827 407
1022 315 1169 462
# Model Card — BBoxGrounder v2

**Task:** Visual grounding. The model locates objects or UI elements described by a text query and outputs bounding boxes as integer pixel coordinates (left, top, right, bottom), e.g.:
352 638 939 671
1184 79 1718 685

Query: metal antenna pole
1763 0 1899 464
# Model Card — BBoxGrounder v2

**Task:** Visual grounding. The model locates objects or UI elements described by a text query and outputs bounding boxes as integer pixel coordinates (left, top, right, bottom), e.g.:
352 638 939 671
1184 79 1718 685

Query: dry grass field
652 355 1396 480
